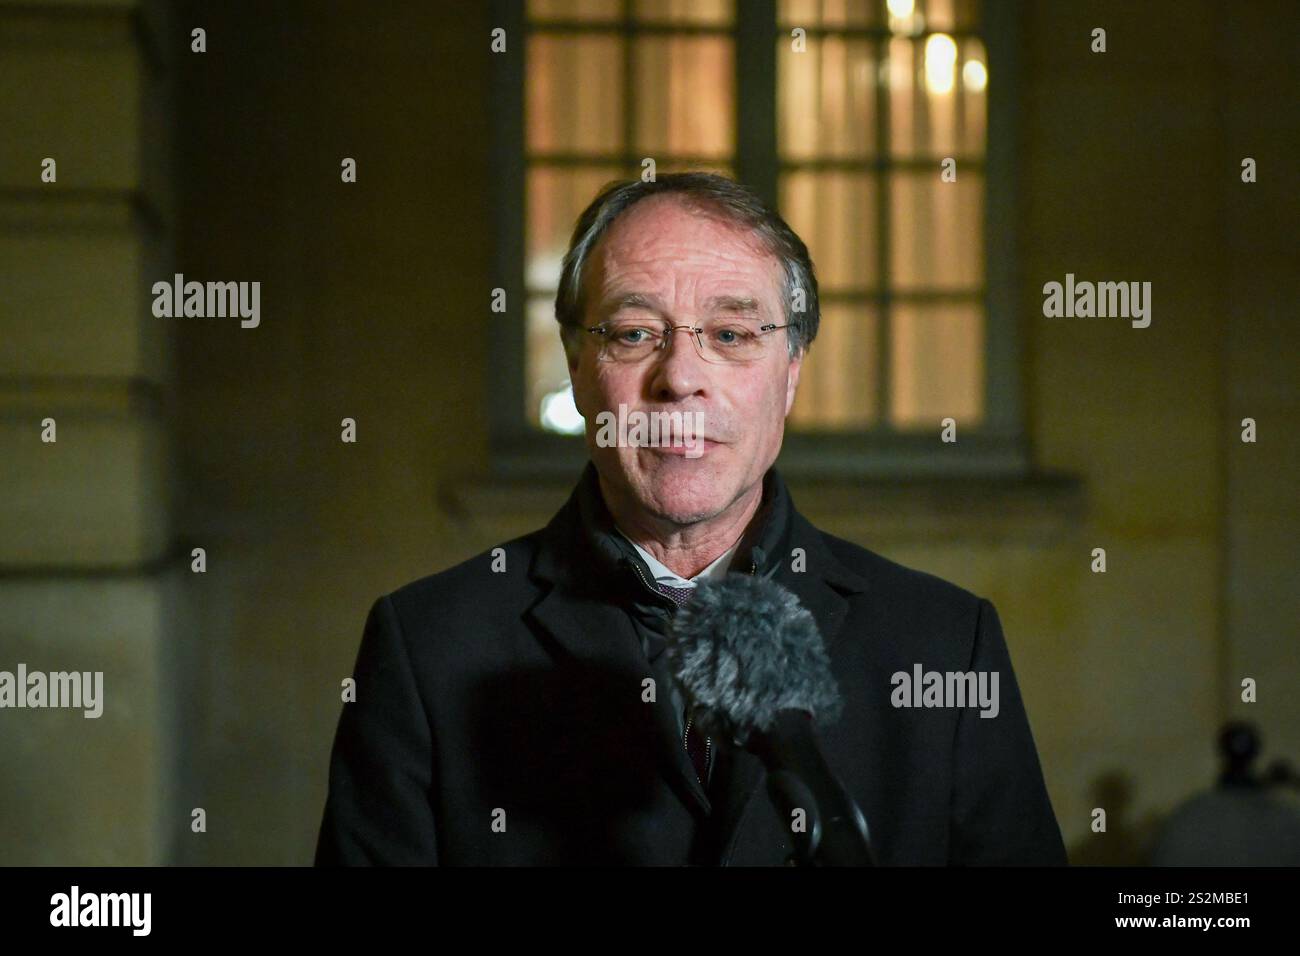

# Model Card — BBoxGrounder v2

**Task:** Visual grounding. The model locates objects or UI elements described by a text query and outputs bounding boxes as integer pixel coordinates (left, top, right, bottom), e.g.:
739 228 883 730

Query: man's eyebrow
598 291 664 314
596 292 764 316
704 295 762 313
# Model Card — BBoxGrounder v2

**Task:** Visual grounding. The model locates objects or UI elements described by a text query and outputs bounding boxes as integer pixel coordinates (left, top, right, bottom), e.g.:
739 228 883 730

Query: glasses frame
584 319 792 365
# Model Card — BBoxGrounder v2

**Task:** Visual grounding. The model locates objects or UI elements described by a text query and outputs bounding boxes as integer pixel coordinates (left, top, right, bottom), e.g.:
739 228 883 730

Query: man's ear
784 349 803 417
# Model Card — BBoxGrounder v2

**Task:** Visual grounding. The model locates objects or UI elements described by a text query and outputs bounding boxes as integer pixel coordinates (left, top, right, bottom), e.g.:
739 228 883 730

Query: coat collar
525 461 869 861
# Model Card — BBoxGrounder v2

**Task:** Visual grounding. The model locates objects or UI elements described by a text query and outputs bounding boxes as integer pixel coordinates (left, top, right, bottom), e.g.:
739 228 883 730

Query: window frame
488 0 1027 480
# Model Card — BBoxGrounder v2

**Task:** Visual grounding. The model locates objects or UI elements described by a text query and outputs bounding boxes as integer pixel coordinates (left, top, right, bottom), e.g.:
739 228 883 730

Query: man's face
568 195 803 526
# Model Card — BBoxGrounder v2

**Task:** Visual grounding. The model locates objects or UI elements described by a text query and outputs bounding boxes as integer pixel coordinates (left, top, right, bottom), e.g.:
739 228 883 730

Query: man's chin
597 450 749 526
635 479 736 527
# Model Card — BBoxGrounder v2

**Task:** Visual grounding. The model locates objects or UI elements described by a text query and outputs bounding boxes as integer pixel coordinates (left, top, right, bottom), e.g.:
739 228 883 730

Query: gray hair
555 172 820 361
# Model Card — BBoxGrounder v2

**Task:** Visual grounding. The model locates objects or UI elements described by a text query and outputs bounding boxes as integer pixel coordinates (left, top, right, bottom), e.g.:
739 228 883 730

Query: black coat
315 463 1067 866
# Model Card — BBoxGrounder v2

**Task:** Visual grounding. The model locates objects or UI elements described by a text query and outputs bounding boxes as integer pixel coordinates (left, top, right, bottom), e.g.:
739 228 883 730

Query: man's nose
648 326 708 398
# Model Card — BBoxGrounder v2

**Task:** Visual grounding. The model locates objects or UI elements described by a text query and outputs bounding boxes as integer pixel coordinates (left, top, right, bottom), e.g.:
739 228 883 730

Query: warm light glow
923 33 958 94
540 383 584 434
962 58 988 92
887 0 923 36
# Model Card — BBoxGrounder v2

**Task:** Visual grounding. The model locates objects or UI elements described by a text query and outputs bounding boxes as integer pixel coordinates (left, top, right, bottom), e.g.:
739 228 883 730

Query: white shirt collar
615 528 740 588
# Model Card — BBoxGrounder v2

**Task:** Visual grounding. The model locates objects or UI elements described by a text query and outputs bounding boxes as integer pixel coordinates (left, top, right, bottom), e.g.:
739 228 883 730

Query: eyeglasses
585 317 791 365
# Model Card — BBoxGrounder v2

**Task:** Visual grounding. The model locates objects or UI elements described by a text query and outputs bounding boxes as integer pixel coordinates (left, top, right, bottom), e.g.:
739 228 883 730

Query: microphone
665 572 874 866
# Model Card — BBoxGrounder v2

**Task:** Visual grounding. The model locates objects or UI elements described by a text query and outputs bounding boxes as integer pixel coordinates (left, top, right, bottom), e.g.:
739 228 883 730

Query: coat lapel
525 497 716 816
525 577 716 816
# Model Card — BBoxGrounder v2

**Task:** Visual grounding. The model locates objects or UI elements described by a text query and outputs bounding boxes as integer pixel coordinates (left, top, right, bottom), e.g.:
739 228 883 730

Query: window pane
780 171 877 291
528 0 621 22
958 37 988 151
779 0 878 27
789 303 878 429
778 36 877 160
920 0 980 32
636 0 733 25
890 171 981 290
889 34 987 158
527 34 624 154
527 166 624 291
653 161 734 177
888 37 918 155
889 300 983 428
633 36 734 157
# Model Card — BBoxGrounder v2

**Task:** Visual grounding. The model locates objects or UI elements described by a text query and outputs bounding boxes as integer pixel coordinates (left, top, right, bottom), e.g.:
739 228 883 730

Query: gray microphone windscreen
665 572 842 747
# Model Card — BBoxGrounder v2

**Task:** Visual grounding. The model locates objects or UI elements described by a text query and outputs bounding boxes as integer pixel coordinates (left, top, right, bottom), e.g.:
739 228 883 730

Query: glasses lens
597 321 661 362
697 318 768 364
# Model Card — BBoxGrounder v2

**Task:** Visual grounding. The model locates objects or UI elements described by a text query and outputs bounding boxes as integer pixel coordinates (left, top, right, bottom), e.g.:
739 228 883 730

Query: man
315 173 1067 866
